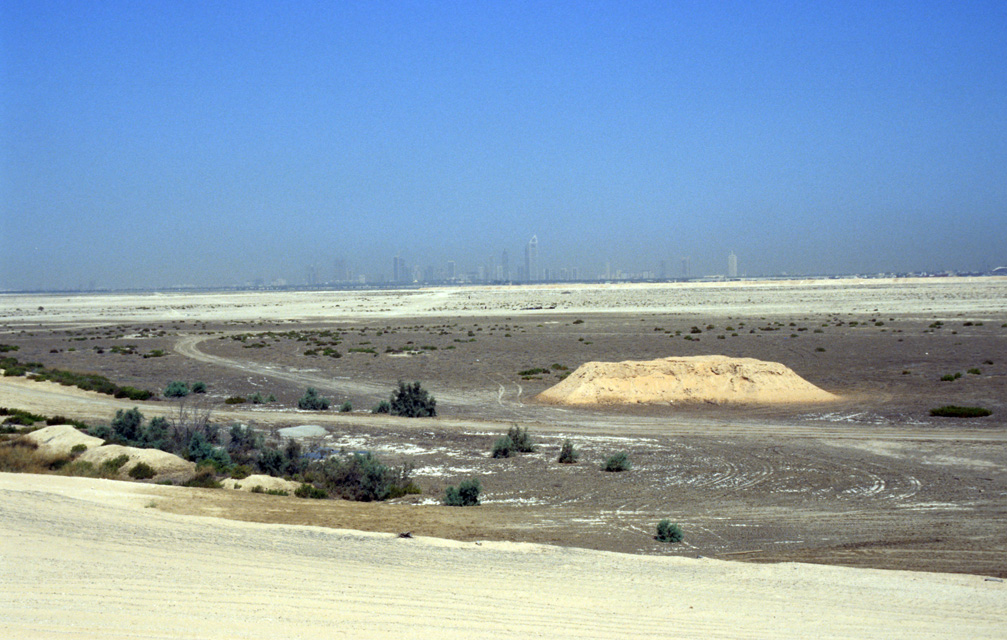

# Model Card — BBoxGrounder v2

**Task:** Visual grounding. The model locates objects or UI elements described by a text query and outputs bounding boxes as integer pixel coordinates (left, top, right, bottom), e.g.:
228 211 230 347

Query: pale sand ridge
537 355 837 405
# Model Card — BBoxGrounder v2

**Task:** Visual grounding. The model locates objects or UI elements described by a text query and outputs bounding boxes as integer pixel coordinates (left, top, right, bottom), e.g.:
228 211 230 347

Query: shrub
939 373 962 382
191 381 207 394
315 452 412 502
111 407 144 442
164 381 190 398
371 400 391 414
656 520 684 543
339 401 353 413
967 368 981 375
184 467 222 488
389 381 436 417
557 439 579 464
930 405 992 418
225 396 247 404
294 483 328 499
70 443 88 456
603 452 630 472
443 479 481 506
491 436 514 458
298 387 330 411
506 426 534 452
128 462 156 479
99 454 131 477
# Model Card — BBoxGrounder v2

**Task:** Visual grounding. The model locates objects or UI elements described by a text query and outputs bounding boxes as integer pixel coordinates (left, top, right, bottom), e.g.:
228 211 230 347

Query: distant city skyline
2 3 1004 291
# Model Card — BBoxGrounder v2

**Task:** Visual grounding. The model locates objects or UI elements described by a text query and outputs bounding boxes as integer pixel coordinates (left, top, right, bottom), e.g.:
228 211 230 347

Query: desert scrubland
1 278 1006 637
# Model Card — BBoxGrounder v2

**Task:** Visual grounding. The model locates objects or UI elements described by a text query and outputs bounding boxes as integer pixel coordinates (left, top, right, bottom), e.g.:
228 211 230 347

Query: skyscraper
728 251 738 278
525 235 539 282
681 257 691 278
393 256 408 283
501 250 510 281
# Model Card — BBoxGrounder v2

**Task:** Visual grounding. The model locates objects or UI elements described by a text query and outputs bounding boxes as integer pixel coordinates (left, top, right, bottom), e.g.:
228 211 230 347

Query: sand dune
1 472 1003 639
538 355 837 405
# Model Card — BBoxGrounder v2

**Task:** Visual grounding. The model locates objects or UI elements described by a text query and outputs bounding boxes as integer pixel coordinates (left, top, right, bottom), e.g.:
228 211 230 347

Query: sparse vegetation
339 401 353 413
557 439 579 464
656 519 684 543
940 372 963 382
128 461 156 479
388 381 436 417
443 479 481 506
0 355 153 400
371 400 391 414
312 452 415 502
603 451 630 472
930 405 992 418
294 483 328 499
297 387 330 411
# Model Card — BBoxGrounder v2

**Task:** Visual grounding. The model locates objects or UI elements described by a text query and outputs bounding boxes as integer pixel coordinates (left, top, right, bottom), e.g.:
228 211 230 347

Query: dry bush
0 437 63 473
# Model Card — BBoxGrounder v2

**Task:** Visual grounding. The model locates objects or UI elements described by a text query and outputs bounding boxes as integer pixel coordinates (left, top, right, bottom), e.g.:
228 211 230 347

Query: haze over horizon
2 2 1005 290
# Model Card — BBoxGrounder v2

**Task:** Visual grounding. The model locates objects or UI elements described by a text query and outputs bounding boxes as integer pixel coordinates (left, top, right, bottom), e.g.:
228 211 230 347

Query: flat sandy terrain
2 473 1004 639
2 278 1006 636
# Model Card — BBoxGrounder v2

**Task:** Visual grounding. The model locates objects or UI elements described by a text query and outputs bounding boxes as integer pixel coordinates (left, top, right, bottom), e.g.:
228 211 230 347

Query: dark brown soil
4 310 1006 577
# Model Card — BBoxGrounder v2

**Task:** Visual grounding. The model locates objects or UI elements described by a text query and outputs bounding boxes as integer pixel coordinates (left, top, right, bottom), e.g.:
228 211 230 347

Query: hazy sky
2 1 1005 289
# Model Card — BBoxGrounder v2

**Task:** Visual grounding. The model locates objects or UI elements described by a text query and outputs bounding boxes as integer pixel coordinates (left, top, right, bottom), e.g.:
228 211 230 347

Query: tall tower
728 251 738 278
524 235 539 282
681 257 691 278
393 256 408 283
501 250 510 281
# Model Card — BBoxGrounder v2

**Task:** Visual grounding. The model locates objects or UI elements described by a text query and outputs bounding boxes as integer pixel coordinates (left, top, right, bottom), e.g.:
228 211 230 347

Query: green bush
339 401 353 413
557 439 579 464
225 396 247 404
298 387 330 410
191 381 207 394
111 407 144 442
294 483 328 499
507 426 534 452
128 462 156 479
967 368 981 375
930 405 992 418
603 451 630 472
99 454 131 477
315 452 412 502
491 436 514 458
443 479 481 506
184 467 222 488
656 519 684 543
371 400 391 414
389 381 436 417
940 372 963 382
164 381 190 398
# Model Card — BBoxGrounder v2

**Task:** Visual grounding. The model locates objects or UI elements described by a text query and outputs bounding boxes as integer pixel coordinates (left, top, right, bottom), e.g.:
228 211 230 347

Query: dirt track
1 279 1005 579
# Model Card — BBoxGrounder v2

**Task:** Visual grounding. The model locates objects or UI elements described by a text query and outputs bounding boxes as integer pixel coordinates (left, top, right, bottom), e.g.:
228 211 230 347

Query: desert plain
1 277 1005 638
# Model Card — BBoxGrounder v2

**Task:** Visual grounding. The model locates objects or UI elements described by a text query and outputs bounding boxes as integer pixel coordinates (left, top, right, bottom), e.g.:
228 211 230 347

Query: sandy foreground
1 473 1003 639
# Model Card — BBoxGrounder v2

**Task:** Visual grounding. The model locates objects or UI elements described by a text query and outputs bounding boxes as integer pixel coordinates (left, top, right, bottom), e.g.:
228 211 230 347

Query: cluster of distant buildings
304 237 743 287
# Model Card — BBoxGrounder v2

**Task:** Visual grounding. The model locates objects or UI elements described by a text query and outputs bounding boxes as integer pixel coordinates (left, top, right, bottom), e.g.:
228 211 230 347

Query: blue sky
2 1 1005 289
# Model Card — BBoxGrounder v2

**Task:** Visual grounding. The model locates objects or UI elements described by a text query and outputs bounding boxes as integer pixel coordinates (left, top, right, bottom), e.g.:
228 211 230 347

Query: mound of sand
78 444 196 479
537 355 837 405
222 474 301 493
22 424 104 455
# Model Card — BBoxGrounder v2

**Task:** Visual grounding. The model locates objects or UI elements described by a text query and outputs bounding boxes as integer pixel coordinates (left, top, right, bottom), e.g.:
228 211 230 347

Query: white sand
538 355 837 405
221 474 301 493
22 424 104 454
0 473 1003 639
2 277 1005 326
77 444 195 478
